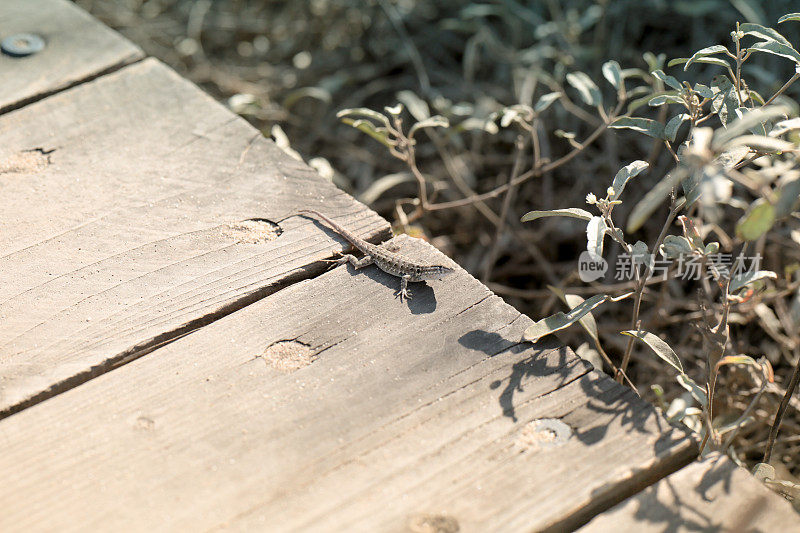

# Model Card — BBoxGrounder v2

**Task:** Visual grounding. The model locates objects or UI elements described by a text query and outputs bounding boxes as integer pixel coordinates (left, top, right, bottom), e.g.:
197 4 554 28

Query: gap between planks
0 55 146 116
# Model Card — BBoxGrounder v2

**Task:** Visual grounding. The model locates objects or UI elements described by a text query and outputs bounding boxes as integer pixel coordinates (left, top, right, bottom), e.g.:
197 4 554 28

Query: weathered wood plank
0 0 143 114
0 58 389 417
581 452 798 531
0 236 696 532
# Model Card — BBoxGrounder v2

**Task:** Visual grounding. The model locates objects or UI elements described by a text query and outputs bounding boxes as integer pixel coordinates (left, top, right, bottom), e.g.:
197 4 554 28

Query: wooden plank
0 236 697 532
0 58 389 417
581 453 798 531
0 0 143 113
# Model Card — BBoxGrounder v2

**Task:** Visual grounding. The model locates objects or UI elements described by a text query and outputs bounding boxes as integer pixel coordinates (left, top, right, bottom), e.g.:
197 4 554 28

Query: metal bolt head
2 34 45 57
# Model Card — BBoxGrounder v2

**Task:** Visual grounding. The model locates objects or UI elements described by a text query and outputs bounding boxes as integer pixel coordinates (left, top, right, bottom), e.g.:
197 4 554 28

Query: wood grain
0 0 143 114
581 452 799 531
0 58 389 417
0 237 696 532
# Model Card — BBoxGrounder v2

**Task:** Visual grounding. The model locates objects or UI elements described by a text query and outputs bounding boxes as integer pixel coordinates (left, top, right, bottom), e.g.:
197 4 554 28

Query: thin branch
482 136 526 282
764 72 800 107
616 199 682 383
426 99 624 212
764 347 800 464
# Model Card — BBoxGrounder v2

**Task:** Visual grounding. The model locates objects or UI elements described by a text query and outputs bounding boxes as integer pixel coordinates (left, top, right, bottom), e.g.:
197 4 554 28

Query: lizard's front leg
395 274 412 301
336 254 374 269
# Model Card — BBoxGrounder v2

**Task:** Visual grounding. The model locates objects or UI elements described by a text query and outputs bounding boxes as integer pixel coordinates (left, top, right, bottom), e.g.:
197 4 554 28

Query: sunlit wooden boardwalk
0 1 796 531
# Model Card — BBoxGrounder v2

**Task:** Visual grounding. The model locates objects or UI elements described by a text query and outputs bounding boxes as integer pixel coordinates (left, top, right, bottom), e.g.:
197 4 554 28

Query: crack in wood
0 259 332 421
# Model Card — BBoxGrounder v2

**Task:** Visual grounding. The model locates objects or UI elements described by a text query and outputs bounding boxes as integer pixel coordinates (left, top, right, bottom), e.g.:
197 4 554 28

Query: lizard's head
425 264 456 280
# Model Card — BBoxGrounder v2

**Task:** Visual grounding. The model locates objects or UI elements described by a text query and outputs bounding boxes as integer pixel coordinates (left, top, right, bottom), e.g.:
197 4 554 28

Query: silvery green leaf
455 117 499 134
534 92 561 112
622 330 683 373
396 90 430 120
712 105 789 148
648 93 685 106
521 208 593 222
750 90 767 105
665 394 691 422
408 115 449 138
602 60 623 89
685 45 730 69
677 374 708 407
682 171 701 209
523 294 609 342
775 178 800 217
747 41 800 64
548 286 600 342
631 240 653 267
586 216 608 258
694 83 714 98
610 117 666 139
711 76 738 125
715 145 750 170
660 235 693 258
667 58 690 68
340 118 391 147
622 67 649 79
643 51 665 72
739 23 793 46
665 113 691 141
498 105 534 127
566 72 602 106
610 160 649 200
730 270 777 292
669 56 731 70
769 117 800 136
736 199 776 241
651 70 683 91
779 13 800 23
704 242 720 255
384 104 403 116
337 107 391 126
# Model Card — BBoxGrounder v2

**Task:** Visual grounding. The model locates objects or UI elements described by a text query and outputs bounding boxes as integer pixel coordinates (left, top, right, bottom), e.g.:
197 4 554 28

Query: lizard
293 209 455 301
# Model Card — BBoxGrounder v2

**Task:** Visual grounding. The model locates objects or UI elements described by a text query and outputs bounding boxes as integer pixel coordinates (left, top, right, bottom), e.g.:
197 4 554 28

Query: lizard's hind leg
383 241 402 253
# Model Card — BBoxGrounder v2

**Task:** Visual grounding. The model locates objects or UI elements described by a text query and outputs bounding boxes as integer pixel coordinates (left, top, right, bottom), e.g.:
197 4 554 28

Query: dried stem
764 347 800 464
482 136 527 282
764 72 800 107
425 99 624 212
616 199 683 382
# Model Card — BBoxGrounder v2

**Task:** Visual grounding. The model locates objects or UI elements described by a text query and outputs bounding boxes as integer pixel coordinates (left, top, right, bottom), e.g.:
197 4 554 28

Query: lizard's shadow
353 265 437 314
